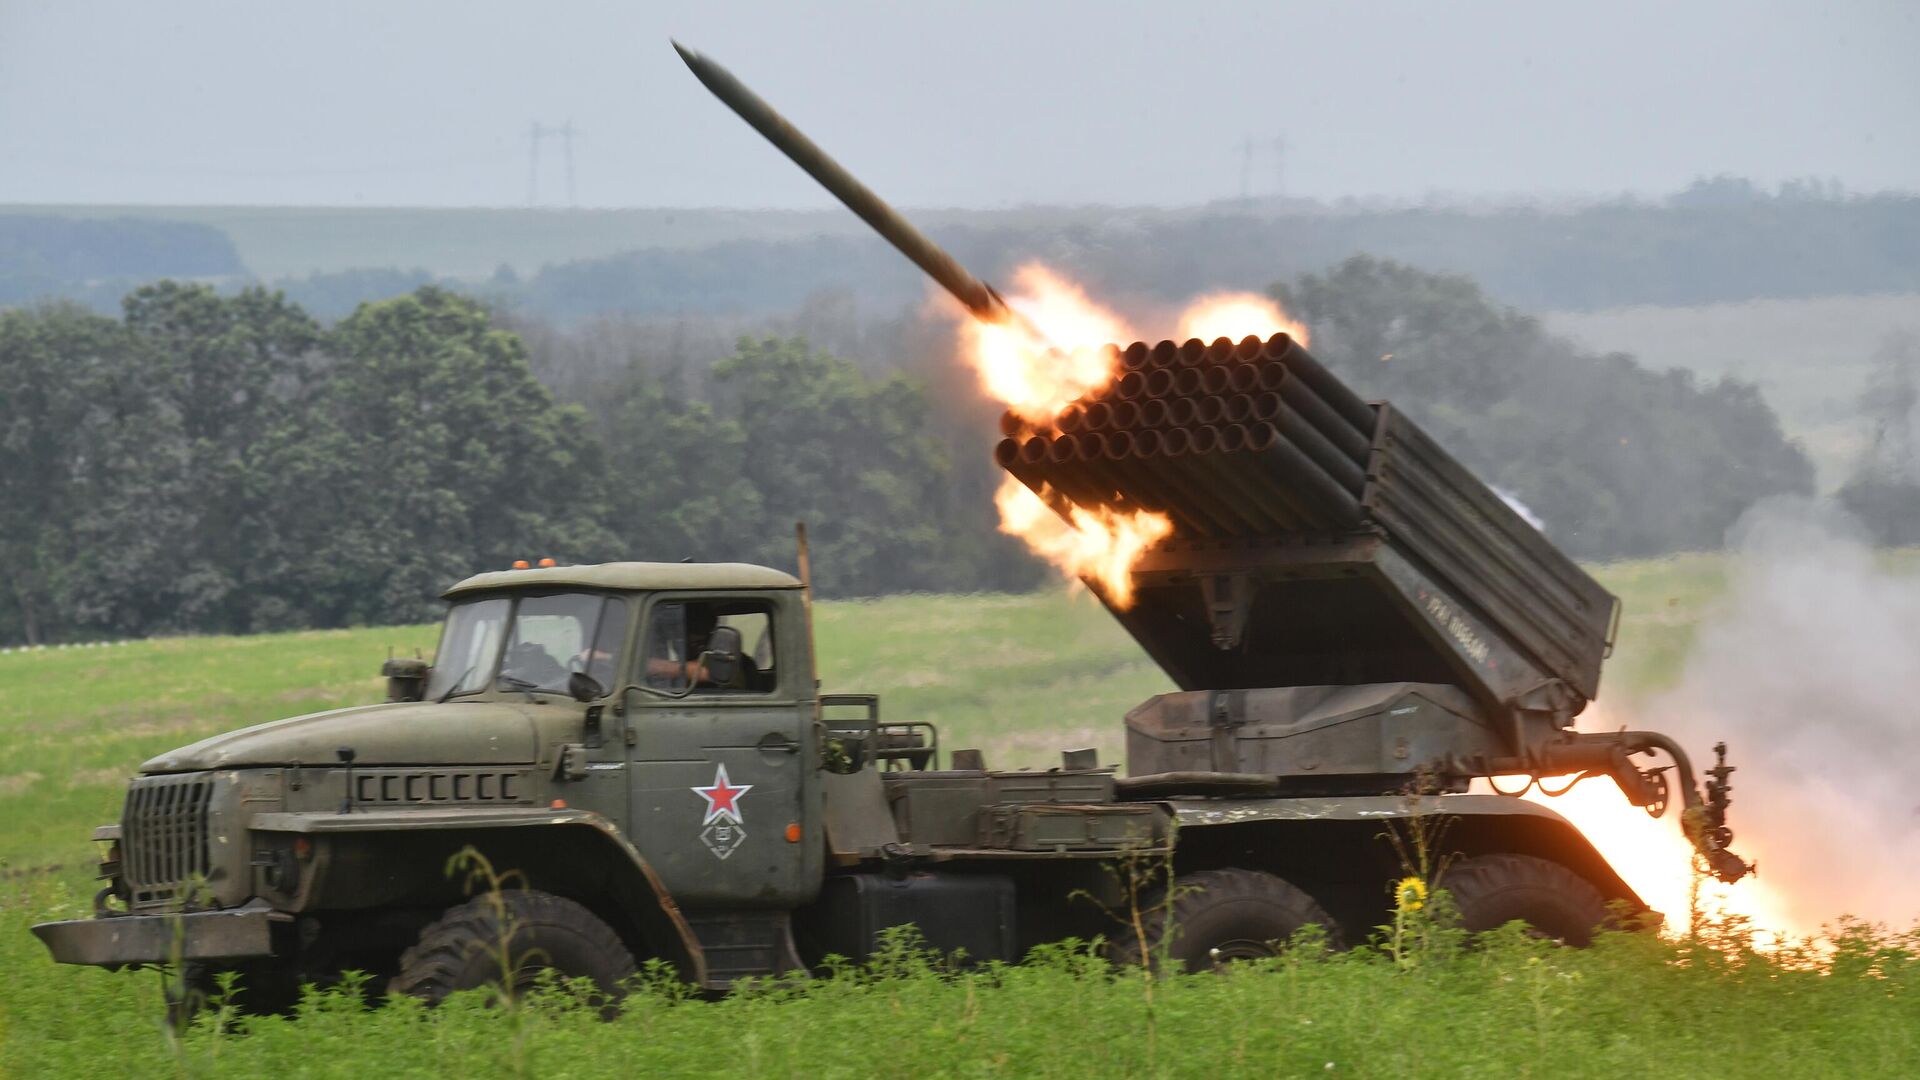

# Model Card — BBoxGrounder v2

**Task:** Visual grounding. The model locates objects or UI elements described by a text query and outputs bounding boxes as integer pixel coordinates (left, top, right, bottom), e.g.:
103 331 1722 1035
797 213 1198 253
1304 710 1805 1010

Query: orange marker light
551 799 568 809
537 557 557 568
511 559 530 570
784 822 802 843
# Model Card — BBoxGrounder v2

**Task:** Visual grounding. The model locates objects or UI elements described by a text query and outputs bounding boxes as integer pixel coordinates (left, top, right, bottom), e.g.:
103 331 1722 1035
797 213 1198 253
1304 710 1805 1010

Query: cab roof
444 561 803 598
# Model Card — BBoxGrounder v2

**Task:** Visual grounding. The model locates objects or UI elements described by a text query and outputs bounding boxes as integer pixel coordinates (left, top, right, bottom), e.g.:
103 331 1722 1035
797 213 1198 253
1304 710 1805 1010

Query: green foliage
284 287 613 626
0 286 612 644
7 904 1917 1077
1283 256 1816 559
0 302 131 645
0 258 1827 644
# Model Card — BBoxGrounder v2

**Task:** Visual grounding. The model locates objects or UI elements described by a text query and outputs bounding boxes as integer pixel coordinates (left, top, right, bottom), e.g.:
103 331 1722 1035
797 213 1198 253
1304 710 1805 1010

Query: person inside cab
643 602 768 692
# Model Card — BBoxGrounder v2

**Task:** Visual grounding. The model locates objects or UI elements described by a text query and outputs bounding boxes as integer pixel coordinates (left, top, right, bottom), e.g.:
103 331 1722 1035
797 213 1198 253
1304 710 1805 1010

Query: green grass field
3 561 1915 1077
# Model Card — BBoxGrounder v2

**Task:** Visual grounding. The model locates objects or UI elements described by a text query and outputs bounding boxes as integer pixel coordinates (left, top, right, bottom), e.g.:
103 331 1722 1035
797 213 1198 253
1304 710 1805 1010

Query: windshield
425 592 630 700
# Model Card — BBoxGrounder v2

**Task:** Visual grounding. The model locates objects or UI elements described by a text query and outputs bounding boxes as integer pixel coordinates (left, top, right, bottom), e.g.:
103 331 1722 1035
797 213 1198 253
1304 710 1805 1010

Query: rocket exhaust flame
1179 293 1312 349
993 476 1171 609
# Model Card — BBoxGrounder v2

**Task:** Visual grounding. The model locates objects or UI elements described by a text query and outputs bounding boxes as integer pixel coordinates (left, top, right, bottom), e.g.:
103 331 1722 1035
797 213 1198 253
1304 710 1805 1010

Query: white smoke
1639 495 1920 930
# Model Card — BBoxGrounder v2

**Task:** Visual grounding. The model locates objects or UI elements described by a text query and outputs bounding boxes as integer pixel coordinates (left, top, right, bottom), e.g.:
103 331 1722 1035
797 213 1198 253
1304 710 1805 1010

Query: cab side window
643 600 778 693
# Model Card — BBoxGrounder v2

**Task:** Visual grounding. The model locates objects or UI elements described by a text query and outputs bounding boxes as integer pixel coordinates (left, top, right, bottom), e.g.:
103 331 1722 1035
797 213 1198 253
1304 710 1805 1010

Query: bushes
104 917 1920 1079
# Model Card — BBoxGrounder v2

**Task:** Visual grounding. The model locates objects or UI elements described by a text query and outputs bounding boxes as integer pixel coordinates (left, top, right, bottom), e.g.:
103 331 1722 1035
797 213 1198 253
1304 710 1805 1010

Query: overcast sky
1 0 1914 209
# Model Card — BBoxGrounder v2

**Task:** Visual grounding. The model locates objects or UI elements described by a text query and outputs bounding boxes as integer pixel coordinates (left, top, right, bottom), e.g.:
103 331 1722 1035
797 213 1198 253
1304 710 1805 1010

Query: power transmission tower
526 120 581 208
1238 136 1255 203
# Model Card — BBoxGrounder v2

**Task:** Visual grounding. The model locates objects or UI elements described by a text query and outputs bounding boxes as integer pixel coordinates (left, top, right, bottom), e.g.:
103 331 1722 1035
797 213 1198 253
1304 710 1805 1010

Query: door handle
756 732 801 755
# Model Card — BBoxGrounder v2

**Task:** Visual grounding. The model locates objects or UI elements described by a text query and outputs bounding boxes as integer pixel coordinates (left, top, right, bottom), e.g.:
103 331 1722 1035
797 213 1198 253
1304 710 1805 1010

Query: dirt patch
0 771 44 797
68 766 131 788
276 687 342 706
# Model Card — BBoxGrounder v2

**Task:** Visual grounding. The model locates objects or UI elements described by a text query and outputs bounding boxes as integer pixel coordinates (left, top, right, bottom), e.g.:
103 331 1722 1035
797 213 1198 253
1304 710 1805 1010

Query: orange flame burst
956 265 1315 607
966 264 1135 426
994 476 1172 608
1177 291 1311 348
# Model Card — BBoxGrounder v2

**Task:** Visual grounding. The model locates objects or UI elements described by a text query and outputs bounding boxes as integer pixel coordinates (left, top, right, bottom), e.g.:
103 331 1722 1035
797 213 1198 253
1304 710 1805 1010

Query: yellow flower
1395 876 1428 912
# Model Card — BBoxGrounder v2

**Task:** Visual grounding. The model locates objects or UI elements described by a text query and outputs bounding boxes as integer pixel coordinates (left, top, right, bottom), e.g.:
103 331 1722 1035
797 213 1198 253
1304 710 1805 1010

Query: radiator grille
122 773 214 906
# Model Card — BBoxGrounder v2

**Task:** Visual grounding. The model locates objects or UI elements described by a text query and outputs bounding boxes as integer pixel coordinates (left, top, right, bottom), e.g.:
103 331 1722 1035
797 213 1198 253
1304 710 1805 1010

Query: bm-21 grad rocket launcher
674 42 1751 882
27 46 1766 1014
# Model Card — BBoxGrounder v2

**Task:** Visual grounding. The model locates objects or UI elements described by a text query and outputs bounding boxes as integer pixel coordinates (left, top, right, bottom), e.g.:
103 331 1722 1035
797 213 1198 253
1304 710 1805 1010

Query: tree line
0 258 1817 646
6 182 1917 323
263 191 1920 324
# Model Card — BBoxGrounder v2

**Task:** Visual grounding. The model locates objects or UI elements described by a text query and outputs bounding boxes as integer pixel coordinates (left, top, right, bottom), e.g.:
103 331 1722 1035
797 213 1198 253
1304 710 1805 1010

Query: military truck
32 527 1742 1002
33 42 1752 1004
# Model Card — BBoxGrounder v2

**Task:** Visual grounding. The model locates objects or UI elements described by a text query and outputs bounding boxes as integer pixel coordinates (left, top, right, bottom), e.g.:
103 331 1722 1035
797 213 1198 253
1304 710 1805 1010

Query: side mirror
382 657 430 702
699 625 743 687
567 670 606 702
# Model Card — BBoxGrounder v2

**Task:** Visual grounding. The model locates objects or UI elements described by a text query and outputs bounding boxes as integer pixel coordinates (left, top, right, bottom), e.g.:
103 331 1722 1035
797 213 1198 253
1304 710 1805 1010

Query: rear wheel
1112 868 1340 971
390 890 636 1003
1438 853 1614 945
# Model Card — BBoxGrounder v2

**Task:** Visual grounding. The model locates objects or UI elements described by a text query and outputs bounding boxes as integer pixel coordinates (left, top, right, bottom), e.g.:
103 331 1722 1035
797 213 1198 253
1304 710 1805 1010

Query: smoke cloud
1639 495 1920 930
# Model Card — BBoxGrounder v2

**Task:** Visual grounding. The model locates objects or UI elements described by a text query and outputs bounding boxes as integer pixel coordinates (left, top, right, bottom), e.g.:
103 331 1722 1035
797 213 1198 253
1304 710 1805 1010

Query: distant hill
4 191 1917 317
0 214 243 308
512 195 1920 320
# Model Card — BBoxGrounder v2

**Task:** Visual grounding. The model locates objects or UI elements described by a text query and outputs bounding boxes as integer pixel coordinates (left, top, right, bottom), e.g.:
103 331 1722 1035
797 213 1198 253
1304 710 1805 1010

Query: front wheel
1111 868 1340 971
390 890 636 1003
1438 853 1615 945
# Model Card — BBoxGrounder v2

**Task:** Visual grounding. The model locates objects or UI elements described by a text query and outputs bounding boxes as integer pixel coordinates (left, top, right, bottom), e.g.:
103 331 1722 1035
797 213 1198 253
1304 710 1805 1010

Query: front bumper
32 900 289 969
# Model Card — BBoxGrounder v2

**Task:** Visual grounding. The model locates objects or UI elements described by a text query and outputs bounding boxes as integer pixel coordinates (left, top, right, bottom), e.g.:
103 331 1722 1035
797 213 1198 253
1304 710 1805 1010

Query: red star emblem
692 764 752 825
